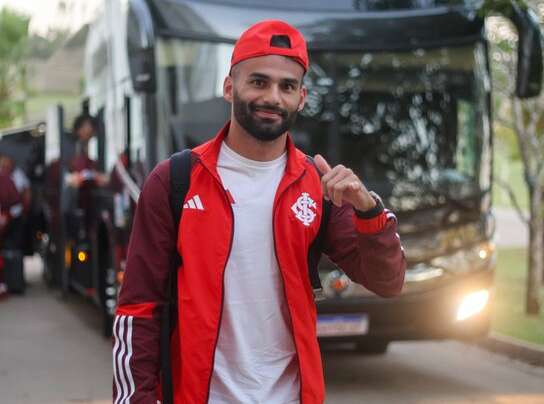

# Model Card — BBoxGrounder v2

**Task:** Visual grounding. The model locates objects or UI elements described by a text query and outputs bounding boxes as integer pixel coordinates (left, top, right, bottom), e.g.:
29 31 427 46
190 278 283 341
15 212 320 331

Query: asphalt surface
0 257 111 404
493 207 528 248
1 256 544 404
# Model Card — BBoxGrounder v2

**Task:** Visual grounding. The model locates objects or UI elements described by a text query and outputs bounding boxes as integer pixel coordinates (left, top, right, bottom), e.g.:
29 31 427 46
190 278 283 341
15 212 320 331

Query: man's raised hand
314 154 376 211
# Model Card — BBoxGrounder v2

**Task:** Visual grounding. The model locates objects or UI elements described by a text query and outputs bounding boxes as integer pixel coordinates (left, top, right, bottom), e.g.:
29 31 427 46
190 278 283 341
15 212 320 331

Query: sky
0 0 101 35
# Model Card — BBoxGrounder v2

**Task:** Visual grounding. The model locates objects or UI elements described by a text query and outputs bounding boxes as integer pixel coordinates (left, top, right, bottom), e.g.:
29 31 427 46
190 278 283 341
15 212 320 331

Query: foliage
0 8 30 127
488 0 544 183
493 143 528 209
487 0 544 314
495 124 521 160
481 0 528 17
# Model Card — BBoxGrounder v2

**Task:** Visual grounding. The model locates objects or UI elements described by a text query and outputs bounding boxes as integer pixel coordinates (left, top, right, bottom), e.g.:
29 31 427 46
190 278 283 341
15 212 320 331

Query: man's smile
251 105 287 121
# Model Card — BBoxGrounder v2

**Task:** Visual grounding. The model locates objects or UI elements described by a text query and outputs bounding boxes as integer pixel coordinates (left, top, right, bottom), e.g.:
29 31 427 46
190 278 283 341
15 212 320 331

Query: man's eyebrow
248 72 300 86
248 72 271 80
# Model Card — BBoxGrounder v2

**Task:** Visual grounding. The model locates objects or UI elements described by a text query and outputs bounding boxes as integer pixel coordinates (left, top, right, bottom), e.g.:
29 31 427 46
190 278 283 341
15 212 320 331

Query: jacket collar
197 120 307 182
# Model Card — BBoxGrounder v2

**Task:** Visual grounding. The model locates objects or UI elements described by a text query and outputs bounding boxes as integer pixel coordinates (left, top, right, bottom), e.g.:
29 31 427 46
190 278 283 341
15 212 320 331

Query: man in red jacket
114 20 406 404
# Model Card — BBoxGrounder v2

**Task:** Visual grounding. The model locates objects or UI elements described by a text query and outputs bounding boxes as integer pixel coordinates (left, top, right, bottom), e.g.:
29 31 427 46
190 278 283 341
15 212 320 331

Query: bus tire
97 223 116 338
102 309 114 338
60 241 71 299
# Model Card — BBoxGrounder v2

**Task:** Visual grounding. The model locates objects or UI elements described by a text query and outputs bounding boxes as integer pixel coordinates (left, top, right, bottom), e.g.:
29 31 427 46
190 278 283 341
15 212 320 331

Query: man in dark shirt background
64 114 107 230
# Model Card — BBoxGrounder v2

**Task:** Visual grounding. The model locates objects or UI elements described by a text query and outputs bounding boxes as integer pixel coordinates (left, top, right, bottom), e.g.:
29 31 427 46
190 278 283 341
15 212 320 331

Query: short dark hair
72 114 97 135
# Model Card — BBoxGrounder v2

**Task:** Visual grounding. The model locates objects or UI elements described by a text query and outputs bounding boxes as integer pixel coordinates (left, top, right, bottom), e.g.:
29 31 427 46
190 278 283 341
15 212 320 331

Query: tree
27 28 70 60
0 8 30 127
485 0 544 314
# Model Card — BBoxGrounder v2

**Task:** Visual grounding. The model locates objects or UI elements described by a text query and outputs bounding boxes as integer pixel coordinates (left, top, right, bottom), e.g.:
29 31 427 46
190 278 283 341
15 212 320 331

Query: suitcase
2 249 25 294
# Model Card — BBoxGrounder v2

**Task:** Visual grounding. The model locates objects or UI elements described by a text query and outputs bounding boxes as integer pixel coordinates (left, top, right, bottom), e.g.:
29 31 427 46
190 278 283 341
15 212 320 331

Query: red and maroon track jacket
114 123 406 403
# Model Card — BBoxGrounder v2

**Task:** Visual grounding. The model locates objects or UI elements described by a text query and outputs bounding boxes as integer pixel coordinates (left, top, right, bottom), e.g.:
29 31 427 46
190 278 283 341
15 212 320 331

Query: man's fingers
317 159 364 207
331 177 358 206
314 154 332 175
323 168 350 201
322 168 342 193
321 164 344 184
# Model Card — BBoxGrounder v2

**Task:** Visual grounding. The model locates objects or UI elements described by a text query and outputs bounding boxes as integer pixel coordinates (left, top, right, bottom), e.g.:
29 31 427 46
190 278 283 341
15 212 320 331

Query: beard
232 90 299 142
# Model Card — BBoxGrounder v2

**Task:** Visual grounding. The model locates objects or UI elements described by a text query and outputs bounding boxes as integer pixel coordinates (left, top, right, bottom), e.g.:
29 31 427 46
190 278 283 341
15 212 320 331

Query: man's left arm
314 155 406 298
322 203 406 297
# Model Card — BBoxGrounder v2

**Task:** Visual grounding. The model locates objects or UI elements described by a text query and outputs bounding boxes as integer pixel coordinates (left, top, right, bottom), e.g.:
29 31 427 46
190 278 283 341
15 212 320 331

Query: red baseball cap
231 20 309 72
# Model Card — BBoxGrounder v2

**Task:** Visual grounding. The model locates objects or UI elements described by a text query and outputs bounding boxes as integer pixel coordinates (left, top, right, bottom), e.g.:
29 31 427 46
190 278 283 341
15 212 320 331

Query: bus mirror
127 0 156 93
128 47 156 93
509 3 543 98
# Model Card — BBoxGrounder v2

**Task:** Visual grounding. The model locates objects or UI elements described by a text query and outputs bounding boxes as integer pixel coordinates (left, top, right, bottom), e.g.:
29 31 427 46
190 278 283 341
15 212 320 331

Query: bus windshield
294 44 491 212
157 40 491 213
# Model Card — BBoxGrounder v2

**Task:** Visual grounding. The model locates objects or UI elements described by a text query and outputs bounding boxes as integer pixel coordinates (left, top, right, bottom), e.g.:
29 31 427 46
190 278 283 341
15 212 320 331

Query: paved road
493 207 528 248
323 344 544 403
0 257 111 404
1 259 543 404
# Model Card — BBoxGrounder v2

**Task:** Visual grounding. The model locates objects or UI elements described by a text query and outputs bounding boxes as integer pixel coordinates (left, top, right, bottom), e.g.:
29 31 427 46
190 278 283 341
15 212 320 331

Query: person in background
65 114 108 229
66 114 108 189
0 153 31 214
0 156 25 295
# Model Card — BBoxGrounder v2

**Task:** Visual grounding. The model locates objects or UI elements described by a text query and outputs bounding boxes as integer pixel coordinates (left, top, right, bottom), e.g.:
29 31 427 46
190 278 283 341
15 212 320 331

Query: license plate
317 314 369 337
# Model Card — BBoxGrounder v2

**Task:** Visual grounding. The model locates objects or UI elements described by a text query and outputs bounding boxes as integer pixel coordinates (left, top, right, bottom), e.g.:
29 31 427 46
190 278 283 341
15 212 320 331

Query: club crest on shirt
291 192 317 226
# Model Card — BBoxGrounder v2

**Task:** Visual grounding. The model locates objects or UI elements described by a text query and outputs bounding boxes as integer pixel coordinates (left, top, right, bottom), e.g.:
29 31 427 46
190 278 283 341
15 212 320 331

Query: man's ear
223 75 233 103
297 85 307 112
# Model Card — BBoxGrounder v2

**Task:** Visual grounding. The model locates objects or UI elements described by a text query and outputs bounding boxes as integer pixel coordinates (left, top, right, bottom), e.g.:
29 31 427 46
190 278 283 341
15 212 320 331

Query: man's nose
261 84 282 106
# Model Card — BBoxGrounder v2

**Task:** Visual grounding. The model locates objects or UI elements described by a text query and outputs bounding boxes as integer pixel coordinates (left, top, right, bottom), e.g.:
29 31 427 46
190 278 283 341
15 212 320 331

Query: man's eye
281 82 297 91
252 79 265 87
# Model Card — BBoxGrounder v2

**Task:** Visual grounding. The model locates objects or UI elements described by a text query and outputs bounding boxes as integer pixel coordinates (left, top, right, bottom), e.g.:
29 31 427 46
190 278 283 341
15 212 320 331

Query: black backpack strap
161 149 192 404
306 156 332 299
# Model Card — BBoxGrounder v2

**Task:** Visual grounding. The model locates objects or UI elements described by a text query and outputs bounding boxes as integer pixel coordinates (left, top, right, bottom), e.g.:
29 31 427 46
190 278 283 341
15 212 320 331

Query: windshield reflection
293 44 490 212
156 39 491 214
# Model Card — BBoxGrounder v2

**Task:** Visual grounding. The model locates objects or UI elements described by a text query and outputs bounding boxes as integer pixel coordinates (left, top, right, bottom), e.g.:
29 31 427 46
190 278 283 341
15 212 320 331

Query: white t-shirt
209 141 300 404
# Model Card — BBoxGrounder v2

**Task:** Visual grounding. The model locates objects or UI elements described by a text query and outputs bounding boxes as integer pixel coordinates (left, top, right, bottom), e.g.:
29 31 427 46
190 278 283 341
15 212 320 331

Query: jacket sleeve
322 203 406 298
113 160 173 403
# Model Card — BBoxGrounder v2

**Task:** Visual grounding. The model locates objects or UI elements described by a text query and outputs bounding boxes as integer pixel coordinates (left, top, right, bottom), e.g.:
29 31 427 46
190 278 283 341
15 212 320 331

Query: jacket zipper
272 170 307 404
202 163 307 403
204 169 235 404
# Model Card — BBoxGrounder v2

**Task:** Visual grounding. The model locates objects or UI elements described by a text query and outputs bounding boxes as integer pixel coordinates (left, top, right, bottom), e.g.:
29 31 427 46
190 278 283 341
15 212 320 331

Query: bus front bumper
316 269 493 342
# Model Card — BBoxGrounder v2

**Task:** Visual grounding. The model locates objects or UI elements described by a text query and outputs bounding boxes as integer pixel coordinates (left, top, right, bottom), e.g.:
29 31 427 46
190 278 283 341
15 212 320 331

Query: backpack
160 149 330 404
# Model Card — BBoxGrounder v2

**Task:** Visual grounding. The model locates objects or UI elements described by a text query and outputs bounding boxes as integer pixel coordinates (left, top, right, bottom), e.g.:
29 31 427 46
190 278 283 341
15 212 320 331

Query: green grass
492 248 544 345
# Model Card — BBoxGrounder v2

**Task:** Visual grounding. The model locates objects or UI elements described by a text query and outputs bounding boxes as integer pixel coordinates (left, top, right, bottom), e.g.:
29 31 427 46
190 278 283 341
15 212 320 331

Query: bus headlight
456 290 490 321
